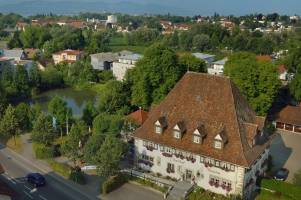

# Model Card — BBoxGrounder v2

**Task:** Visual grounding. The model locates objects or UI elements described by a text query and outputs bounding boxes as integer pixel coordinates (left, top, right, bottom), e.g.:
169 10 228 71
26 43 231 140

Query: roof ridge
228 79 249 166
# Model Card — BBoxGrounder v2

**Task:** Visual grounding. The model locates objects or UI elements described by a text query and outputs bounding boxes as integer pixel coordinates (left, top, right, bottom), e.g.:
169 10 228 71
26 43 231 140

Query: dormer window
154 117 167 134
193 124 206 144
173 121 186 139
214 130 228 150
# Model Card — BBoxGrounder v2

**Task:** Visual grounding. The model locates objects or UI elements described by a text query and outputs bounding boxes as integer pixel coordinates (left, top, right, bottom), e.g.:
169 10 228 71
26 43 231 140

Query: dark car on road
26 173 46 187
274 168 289 181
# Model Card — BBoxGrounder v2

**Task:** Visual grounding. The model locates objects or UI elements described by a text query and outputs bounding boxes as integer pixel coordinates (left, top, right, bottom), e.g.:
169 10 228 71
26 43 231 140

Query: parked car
26 173 46 187
274 168 289 181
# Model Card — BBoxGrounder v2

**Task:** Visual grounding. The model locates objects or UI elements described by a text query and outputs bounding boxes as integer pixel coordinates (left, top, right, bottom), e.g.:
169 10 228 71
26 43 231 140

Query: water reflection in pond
29 88 97 118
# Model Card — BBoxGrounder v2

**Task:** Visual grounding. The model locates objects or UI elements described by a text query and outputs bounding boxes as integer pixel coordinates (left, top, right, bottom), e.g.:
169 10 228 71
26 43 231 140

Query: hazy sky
1 0 301 16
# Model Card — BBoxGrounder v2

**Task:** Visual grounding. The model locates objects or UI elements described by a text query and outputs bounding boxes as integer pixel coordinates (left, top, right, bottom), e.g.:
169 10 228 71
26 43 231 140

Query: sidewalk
18 133 102 199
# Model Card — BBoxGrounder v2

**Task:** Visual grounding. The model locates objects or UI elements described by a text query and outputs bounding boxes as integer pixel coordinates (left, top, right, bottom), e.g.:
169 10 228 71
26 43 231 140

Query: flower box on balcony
214 183 219 188
191 158 196 163
221 184 226 190
209 180 214 186
226 186 232 192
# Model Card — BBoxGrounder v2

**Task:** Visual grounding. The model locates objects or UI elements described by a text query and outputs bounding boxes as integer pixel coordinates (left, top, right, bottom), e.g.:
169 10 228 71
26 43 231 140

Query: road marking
24 185 32 191
39 195 48 200
24 191 33 199
30 188 37 193
2 174 16 185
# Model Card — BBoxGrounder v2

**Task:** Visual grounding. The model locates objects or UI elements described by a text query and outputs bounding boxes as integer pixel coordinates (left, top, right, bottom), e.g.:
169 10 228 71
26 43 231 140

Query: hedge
33 143 55 159
47 159 71 178
69 167 86 185
102 173 128 194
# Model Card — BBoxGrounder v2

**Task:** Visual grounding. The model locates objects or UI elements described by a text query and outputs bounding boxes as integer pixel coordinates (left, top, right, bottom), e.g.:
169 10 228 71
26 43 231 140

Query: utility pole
66 110 69 135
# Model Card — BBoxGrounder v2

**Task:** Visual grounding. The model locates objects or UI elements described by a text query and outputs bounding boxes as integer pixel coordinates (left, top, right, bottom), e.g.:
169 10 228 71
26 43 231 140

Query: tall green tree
14 65 30 99
95 135 125 178
32 113 55 146
83 134 105 164
178 53 207 73
98 80 130 115
48 96 72 136
15 103 31 132
62 120 89 164
82 101 97 127
92 114 124 135
127 43 182 108
224 52 281 115
0 105 20 145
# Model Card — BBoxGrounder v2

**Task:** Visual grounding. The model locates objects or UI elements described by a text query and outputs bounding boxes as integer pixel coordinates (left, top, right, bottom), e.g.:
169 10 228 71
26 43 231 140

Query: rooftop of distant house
275 104 301 126
134 72 271 167
193 53 215 60
127 108 149 125
256 55 272 62
119 53 142 61
53 49 82 56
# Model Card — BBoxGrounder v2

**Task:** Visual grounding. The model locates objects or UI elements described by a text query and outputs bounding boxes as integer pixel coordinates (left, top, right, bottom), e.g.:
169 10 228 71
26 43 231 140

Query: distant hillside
0 0 184 16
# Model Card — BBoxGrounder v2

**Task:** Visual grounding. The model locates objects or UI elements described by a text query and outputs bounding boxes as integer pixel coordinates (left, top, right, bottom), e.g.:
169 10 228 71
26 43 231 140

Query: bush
33 143 54 159
102 173 128 194
69 167 86 185
47 159 71 178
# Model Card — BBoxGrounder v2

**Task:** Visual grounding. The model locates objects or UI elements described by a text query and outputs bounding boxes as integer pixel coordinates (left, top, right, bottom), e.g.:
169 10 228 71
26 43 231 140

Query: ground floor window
167 163 175 173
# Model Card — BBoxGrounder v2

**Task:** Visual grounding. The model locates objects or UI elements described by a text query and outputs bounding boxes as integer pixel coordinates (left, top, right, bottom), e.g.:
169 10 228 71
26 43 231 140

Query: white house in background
192 53 215 64
0 49 26 62
134 72 272 199
207 58 228 75
90 51 132 71
112 53 142 81
52 49 82 64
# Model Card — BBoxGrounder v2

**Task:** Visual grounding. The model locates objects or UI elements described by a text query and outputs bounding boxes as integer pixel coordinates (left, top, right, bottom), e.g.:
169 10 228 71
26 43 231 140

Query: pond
29 88 98 118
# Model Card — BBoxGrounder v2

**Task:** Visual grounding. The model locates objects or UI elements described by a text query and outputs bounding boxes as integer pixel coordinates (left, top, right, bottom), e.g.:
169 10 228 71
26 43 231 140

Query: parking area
101 183 164 200
269 130 301 182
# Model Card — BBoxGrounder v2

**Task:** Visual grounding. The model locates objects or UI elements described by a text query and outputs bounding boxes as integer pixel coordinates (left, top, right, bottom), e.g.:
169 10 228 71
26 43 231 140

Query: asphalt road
0 145 95 200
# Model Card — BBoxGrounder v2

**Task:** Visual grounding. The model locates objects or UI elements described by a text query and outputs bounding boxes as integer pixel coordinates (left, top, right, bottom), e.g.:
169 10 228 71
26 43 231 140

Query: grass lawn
109 35 147 54
47 159 71 179
256 179 301 200
0 136 23 153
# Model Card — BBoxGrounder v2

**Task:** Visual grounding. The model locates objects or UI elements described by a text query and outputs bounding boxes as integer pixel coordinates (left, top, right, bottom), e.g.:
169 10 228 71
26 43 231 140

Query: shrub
47 159 71 178
33 143 54 159
102 173 128 194
69 167 86 185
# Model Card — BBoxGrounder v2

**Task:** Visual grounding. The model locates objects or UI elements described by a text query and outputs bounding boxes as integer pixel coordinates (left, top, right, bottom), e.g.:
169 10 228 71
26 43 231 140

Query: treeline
8 25 112 57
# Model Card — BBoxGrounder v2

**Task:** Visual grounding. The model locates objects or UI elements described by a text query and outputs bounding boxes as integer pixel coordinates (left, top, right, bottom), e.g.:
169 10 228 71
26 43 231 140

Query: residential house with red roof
52 49 82 64
133 72 272 198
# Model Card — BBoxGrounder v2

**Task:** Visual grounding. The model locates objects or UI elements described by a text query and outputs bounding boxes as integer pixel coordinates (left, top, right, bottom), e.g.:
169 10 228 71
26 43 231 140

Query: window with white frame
200 156 204 163
214 140 222 149
173 130 181 139
193 135 201 143
155 125 162 134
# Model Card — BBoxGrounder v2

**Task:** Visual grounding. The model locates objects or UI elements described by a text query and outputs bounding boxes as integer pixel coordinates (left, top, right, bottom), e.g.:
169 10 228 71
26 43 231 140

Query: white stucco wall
112 62 135 81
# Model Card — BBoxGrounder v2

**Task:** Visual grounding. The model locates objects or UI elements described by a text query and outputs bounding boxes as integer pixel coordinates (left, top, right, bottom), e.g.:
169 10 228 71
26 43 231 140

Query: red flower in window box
221 184 226 190
162 152 172 157
226 186 232 192
214 182 219 188
191 158 196 163
179 155 184 159
209 180 214 186
146 146 154 151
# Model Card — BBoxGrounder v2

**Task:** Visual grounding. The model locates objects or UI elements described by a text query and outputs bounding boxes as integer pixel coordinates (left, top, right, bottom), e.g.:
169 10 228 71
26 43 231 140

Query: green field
109 36 147 54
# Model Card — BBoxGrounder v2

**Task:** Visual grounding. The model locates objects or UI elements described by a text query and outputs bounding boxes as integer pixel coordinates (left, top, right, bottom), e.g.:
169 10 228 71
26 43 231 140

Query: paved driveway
270 130 301 182
102 183 164 200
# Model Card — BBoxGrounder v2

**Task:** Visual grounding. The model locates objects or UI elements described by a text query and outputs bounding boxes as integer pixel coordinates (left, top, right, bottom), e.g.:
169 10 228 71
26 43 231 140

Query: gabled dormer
154 116 167 134
214 128 228 150
193 124 207 144
173 121 186 139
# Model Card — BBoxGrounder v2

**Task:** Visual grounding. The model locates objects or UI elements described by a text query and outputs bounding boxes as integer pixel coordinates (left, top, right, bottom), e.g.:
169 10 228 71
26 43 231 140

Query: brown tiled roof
134 72 271 167
53 49 82 56
256 55 272 62
127 108 149 125
275 105 301 126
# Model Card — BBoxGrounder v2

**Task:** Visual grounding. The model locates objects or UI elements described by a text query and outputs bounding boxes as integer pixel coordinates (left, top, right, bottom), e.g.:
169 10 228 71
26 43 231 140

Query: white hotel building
133 73 272 199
